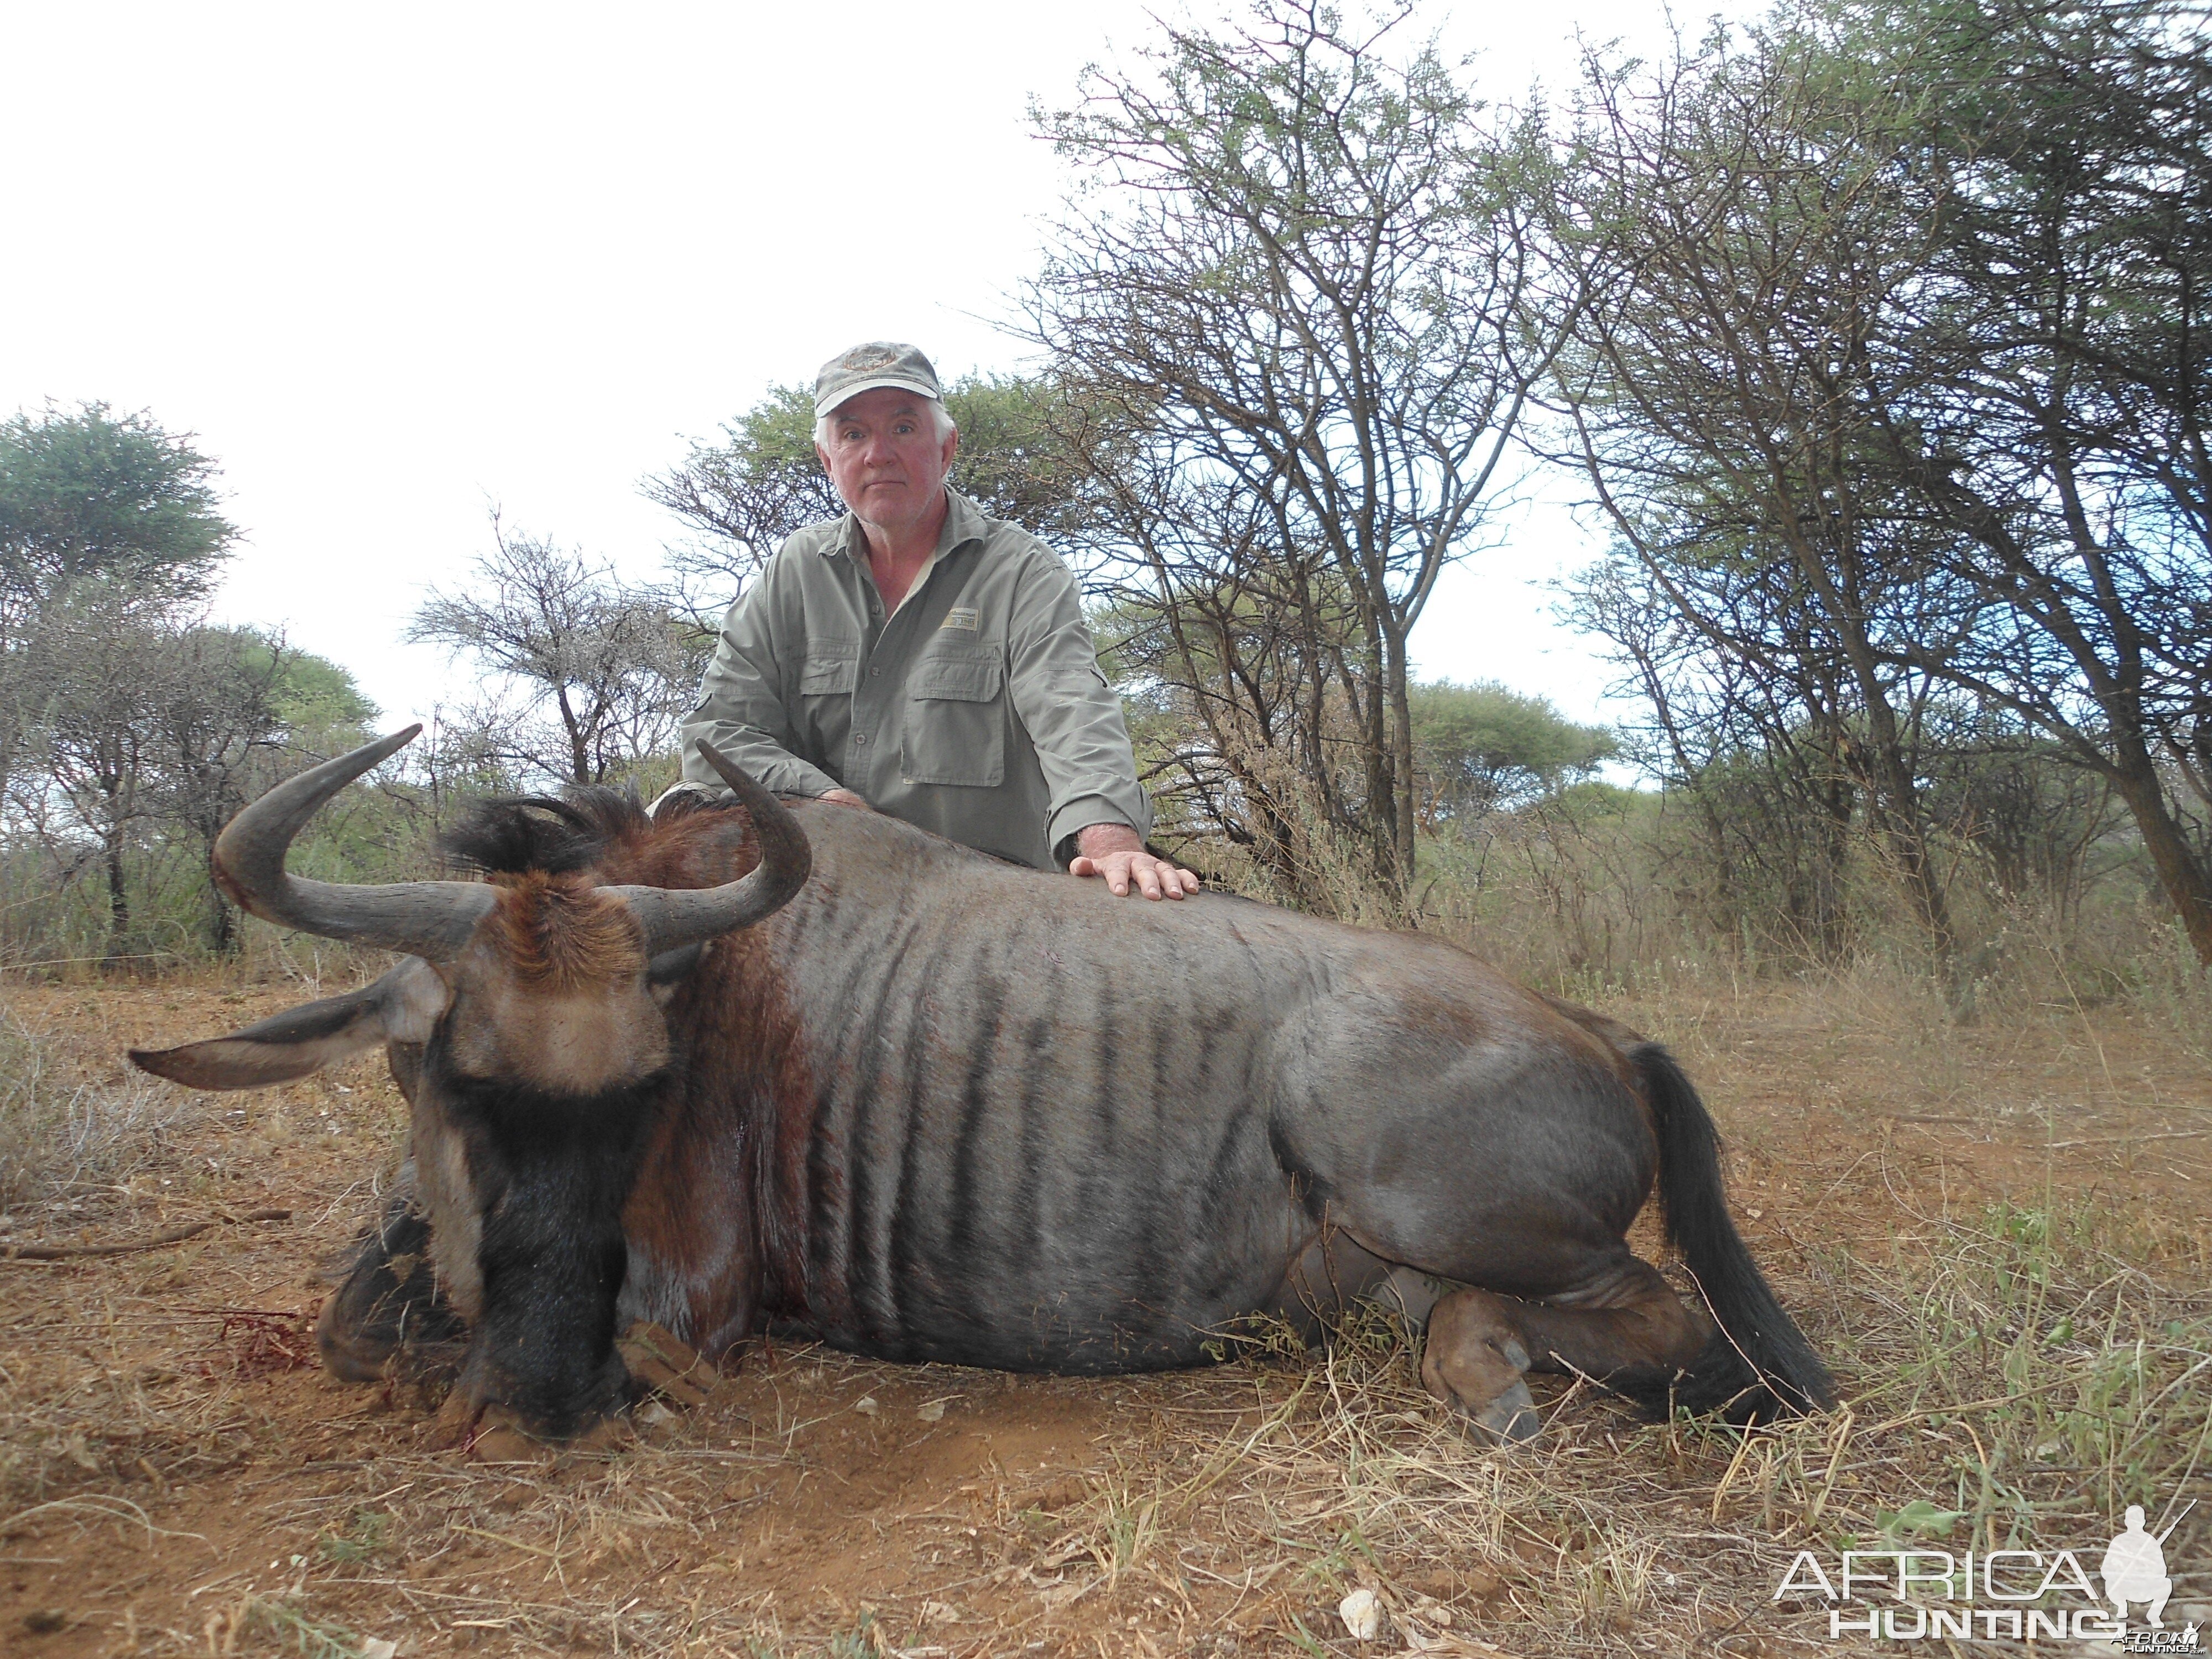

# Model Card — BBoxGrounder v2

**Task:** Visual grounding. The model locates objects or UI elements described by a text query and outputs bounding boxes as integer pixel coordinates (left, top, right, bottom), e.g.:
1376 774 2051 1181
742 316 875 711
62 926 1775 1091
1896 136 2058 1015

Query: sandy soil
2 972 2206 1656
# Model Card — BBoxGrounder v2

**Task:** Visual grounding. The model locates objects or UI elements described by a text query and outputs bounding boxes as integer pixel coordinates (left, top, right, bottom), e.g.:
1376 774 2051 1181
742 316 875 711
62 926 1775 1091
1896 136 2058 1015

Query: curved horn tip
366 724 425 763
694 738 743 777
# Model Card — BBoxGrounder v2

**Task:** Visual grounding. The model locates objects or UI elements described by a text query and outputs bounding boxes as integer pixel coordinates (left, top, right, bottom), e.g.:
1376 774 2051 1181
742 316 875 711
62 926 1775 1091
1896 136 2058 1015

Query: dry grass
2 966 2208 1655
0 1009 192 1217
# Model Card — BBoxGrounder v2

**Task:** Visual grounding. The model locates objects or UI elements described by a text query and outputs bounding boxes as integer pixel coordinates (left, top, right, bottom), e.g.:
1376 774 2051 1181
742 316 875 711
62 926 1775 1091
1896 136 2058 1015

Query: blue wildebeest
133 729 1833 1446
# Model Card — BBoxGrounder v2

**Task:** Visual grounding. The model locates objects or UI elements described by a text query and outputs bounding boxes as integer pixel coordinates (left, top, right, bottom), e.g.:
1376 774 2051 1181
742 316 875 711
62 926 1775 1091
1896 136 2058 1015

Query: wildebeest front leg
315 1169 461 1384
1421 1255 1710 1443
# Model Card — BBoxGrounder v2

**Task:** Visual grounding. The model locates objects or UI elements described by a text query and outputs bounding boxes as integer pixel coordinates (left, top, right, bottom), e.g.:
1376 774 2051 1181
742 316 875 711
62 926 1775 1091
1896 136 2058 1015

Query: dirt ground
3 969 2208 1657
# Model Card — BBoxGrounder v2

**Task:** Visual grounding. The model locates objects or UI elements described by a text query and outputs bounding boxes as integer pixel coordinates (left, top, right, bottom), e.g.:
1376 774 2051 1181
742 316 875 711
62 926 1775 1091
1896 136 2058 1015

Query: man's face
816 387 958 538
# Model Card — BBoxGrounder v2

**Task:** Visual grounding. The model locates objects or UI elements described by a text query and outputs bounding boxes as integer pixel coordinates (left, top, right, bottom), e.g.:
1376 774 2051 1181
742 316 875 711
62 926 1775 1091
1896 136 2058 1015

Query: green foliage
260 641 379 738
0 401 234 623
2 623 382 966
1408 680 1615 831
315 1507 394 1564
1875 1499 1964 1542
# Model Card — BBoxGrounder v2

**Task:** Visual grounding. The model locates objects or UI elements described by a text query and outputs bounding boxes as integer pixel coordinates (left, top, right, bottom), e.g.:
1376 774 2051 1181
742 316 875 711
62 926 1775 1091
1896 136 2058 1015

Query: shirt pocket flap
909 658 1003 702
799 646 859 695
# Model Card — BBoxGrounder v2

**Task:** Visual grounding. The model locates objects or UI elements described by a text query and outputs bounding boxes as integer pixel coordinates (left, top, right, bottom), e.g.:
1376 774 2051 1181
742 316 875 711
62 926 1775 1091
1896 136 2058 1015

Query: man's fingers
1072 851 1202 900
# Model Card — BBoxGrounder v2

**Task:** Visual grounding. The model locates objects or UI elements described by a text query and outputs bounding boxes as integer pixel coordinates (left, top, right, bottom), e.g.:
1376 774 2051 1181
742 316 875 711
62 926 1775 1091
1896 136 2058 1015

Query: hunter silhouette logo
2102 1503 2185 1629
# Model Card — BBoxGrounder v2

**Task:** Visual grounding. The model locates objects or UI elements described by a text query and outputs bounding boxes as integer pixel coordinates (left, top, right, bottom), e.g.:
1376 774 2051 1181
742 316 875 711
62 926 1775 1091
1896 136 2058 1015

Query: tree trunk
1383 620 1417 901
207 851 237 955
104 832 130 967
1856 702 1958 975
2107 737 2212 967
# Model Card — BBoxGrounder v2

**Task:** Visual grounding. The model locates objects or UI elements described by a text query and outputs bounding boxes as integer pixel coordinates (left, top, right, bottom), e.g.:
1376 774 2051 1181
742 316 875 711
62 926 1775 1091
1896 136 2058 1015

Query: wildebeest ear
130 958 450 1091
645 941 707 1006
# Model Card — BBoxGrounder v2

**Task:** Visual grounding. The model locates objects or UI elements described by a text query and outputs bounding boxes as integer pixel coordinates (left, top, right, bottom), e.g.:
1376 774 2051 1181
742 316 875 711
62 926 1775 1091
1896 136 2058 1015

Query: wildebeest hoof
571 1412 637 1453
1468 1378 1541 1446
469 1407 549 1465
1420 1289 1539 1444
618 1321 715 1410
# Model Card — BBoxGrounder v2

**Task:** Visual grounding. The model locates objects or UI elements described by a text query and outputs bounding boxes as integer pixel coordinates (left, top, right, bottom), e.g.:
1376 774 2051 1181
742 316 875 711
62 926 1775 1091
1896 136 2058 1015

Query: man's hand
818 788 873 810
1069 822 1201 900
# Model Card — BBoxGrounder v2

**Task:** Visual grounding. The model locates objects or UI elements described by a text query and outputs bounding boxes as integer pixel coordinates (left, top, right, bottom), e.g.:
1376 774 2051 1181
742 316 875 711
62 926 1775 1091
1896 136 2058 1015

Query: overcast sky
3 1 1726 731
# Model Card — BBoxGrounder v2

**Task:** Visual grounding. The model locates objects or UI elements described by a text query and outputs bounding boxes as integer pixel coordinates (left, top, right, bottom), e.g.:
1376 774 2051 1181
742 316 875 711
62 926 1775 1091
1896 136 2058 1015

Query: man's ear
130 958 449 1091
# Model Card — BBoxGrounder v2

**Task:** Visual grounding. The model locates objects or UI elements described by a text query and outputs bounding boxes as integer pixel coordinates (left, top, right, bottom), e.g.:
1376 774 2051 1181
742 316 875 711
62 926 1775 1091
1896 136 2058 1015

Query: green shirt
679 489 1153 869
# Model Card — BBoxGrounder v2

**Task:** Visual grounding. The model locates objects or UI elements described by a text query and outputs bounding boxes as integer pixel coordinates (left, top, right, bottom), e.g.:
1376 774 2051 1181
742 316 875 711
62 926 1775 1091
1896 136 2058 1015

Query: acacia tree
408 516 701 790
1 404 233 821
1573 550 1872 963
146 628 341 952
1025 0 1567 902
1407 681 1614 833
1540 17 1971 968
1850 0 2212 962
1546 0 2212 966
1 405 239 959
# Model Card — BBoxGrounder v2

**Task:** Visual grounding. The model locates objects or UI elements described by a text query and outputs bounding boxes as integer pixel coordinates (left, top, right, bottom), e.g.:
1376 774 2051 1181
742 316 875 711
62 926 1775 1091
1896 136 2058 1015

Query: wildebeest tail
1635 1042 1835 1420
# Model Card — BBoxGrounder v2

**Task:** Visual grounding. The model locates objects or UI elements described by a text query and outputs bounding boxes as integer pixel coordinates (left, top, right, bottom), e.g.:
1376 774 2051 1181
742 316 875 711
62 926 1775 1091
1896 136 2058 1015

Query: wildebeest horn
213 726 498 961
611 742 813 957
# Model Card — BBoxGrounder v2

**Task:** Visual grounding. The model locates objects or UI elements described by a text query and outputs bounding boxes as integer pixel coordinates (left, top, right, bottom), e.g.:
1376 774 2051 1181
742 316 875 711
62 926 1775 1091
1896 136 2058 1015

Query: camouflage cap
813 341 943 419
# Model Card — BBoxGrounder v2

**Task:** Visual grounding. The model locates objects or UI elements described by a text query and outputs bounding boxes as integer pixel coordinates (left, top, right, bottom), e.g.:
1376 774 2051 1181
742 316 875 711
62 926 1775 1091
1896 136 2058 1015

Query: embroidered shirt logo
942 607 979 632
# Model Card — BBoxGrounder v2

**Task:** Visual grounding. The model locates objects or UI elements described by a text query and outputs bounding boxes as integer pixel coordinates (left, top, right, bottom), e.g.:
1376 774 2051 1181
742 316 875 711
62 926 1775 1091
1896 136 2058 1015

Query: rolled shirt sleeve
1004 556 1155 859
680 547 846 800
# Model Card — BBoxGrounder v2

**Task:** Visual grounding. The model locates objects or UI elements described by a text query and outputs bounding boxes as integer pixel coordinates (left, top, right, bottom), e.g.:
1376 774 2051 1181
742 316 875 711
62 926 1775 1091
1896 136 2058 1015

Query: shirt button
870 666 881 677
852 734 867 747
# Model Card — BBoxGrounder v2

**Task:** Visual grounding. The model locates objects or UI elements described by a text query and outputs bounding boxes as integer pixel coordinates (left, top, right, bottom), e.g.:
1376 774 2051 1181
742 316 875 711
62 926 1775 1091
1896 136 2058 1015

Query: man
676 341 1198 900
2100 1505 2175 1627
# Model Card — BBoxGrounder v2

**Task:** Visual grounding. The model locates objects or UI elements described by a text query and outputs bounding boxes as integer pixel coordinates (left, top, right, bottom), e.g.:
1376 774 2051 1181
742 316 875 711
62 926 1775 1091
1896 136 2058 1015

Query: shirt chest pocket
901 656 1006 787
799 644 859 697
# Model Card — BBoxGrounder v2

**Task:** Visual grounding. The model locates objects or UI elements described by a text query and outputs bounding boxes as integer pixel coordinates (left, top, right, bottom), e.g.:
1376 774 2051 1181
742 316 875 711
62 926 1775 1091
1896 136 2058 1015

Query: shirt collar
822 486 988 562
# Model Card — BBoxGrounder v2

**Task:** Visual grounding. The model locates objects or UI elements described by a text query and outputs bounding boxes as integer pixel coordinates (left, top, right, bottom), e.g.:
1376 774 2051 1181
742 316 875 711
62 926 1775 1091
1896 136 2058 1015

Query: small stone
1338 1588 1386 1642
917 1400 946 1422
23 1609 67 1634
853 1396 879 1416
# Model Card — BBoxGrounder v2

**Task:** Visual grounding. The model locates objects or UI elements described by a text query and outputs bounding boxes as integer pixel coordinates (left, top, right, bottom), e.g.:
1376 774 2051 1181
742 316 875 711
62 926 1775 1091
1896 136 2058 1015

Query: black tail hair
1635 1042 1836 1421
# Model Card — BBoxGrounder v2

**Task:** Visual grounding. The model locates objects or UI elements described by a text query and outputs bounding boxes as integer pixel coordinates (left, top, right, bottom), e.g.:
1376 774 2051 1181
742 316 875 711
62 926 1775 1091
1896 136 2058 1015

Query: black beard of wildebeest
423 1048 667 1436
133 730 1835 1449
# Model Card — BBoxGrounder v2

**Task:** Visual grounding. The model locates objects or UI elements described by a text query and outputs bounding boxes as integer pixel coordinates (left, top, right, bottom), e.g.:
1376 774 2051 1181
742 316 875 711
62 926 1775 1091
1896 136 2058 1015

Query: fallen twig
0 1207 291 1261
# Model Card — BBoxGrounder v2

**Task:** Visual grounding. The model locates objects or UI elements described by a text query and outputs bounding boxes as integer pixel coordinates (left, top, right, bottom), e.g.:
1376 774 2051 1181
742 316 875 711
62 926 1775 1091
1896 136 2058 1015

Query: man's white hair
814 397 957 450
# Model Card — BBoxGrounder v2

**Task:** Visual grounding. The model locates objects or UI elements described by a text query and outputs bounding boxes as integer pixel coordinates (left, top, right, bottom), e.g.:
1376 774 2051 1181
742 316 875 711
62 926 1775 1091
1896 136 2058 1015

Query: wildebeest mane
440 789 653 877
439 785 765 894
